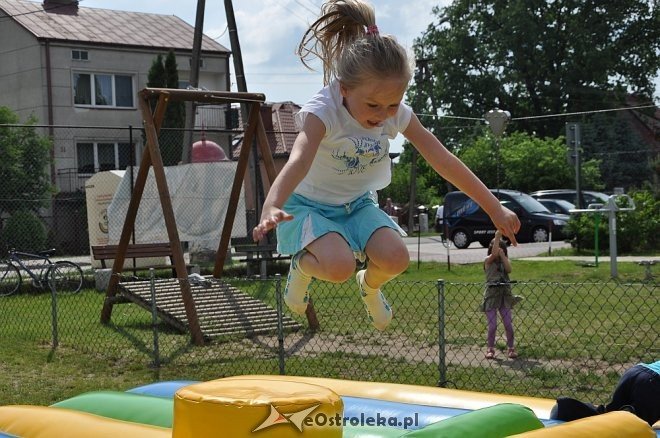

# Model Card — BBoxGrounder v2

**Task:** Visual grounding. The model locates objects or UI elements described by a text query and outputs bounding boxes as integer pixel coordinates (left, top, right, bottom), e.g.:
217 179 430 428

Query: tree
0 107 53 219
580 113 654 191
147 50 185 165
416 0 659 140
455 131 602 193
147 54 166 88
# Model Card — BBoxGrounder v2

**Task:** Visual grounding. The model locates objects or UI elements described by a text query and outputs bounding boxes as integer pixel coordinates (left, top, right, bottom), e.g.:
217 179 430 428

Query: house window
72 50 89 61
73 72 134 107
77 142 134 174
188 58 205 68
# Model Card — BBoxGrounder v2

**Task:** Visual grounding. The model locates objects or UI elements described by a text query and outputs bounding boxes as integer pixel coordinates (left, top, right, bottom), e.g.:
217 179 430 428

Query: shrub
567 189 659 254
0 210 48 254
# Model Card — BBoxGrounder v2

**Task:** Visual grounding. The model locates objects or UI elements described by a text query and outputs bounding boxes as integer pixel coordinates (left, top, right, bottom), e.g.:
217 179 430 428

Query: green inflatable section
403 403 544 438
51 391 174 428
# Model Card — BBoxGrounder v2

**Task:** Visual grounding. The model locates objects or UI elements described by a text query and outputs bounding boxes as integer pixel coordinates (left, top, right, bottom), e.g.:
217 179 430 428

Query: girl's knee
374 250 409 275
321 257 355 282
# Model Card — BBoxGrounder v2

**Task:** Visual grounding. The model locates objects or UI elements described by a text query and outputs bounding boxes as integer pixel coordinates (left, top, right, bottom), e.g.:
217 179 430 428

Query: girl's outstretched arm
403 114 521 245
252 114 326 242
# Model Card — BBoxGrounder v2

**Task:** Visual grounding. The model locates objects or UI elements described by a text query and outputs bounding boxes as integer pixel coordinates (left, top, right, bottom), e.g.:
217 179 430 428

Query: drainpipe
44 39 56 185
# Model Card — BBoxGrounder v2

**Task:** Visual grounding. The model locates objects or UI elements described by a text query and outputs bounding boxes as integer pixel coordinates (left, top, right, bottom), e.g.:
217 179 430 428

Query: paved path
403 236 659 265
66 238 658 269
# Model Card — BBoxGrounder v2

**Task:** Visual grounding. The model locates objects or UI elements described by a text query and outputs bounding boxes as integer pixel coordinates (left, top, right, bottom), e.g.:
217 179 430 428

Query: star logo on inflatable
252 404 320 432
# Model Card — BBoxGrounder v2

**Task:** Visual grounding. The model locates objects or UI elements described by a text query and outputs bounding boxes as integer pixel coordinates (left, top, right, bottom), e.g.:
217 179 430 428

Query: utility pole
224 0 262 229
408 57 431 232
225 0 248 96
182 0 206 164
566 123 582 209
484 108 511 190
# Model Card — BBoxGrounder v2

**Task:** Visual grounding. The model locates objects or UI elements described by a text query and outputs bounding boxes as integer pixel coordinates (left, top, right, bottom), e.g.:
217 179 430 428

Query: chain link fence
1 273 657 405
0 124 259 258
0 121 658 407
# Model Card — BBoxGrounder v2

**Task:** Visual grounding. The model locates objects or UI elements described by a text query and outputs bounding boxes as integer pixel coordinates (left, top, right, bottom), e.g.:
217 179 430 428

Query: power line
591 149 654 156
417 113 483 121
511 104 657 121
416 104 658 123
292 0 317 16
247 72 322 76
281 2 311 26
211 25 229 40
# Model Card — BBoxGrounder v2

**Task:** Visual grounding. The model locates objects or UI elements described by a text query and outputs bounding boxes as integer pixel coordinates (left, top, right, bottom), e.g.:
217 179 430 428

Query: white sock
284 251 312 315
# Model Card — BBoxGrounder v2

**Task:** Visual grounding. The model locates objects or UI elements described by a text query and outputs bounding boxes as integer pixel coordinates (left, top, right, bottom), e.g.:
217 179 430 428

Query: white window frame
76 141 136 175
72 71 135 108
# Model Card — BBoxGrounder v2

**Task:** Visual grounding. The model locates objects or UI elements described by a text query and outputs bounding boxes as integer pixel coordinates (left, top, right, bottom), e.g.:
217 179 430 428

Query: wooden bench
91 243 196 278
230 237 290 276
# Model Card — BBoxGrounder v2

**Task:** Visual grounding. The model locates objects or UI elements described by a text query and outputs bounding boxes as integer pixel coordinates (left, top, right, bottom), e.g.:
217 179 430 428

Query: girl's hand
252 208 293 242
491 206 520 246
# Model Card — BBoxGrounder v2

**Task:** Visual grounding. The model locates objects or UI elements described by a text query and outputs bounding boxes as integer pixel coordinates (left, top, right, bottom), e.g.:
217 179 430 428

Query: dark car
530 189 609 209
443 189 570 249
538 198 575 215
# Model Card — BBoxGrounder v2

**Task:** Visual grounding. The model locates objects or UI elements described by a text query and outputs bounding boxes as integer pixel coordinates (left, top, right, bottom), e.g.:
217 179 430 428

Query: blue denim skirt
276 191 406 259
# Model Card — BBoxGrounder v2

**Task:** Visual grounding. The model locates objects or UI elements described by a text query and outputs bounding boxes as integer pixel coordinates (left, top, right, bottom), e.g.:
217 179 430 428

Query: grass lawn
0 259 656 407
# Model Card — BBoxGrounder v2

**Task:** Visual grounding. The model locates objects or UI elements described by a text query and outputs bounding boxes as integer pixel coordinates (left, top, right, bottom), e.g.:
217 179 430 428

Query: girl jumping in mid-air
253 0 520 330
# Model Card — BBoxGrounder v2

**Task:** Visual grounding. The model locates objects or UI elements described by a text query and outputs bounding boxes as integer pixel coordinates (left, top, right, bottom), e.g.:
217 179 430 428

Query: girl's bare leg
363 227 410 288
284 232 354 315
358 227 410 330
302 232 356 282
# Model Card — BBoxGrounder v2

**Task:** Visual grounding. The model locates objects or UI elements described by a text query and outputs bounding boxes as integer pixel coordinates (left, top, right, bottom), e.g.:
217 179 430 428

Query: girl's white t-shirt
294 80 413 205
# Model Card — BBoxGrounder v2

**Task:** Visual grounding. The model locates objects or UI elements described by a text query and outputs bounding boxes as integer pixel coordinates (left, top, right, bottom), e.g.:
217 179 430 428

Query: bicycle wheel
47 261 83 294
0 262 22 297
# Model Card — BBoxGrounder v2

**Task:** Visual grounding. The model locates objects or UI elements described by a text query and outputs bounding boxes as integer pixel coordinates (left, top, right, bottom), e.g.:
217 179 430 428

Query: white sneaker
356 269 392 331
284 251 312 315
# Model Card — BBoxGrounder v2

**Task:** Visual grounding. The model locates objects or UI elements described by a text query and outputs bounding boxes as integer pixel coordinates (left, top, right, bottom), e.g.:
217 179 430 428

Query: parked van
443 189 570 249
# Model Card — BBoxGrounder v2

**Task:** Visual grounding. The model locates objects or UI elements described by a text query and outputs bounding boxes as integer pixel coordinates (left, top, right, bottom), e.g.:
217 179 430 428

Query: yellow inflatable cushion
173 378 343 438
0 405 170 438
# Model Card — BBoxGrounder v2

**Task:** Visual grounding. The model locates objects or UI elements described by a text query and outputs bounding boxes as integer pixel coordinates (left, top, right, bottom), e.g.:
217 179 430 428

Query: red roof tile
232 101 301 159
0 0 229 52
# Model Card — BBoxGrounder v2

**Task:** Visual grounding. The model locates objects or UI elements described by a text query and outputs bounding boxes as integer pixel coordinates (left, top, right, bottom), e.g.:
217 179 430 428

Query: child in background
252 0 520 330
482 230 520 359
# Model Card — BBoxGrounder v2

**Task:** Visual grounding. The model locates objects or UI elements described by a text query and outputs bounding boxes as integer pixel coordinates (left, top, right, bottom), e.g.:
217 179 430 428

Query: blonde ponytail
297 0 412 88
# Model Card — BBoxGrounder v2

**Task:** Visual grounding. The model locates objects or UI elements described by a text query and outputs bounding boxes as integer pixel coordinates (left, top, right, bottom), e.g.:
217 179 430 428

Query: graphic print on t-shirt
331 136 385 175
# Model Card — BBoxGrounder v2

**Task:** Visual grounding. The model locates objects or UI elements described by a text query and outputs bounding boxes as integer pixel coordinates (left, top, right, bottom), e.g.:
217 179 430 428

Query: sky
80 0 447 153
79 0 659 154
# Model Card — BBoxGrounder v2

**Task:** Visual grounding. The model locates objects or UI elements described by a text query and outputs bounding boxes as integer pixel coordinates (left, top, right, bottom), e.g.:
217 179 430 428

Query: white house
0 0 231 191
0 0 231 253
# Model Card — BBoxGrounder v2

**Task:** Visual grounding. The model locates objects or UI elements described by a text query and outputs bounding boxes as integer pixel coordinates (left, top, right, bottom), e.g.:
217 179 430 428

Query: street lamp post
484 108 511 190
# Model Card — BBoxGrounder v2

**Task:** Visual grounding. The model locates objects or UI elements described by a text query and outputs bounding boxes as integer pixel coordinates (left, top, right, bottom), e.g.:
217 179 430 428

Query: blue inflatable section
126 381 571 432
342 396 563 430
126 380 198 398
342 396 469 430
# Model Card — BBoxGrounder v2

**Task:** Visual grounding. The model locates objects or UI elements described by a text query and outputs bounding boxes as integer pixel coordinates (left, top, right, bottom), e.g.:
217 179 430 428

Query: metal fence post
149 268 160 368
437 279 447 387
49 277 59 349
275 274 285 375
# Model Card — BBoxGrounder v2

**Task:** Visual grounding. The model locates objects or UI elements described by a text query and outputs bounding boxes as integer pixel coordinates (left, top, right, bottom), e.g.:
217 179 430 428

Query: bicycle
0 248 84 297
